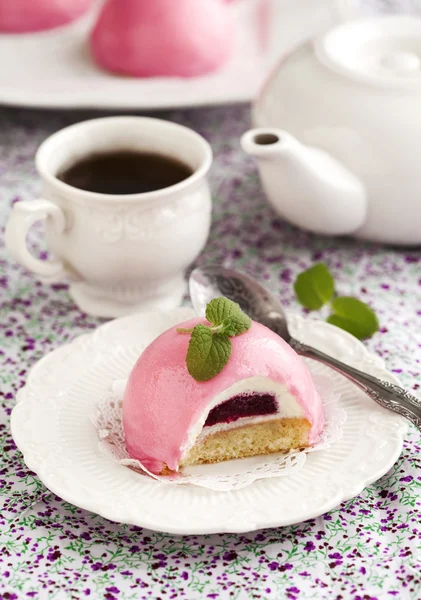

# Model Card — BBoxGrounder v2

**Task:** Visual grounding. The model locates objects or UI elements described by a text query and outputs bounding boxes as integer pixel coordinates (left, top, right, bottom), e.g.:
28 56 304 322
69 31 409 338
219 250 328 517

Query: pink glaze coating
0 0 93 33
90 0 234 78
123 318 325 474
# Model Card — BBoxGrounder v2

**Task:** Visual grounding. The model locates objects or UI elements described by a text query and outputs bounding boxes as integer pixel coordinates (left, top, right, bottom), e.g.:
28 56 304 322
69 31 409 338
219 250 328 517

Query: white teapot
242 16 421 245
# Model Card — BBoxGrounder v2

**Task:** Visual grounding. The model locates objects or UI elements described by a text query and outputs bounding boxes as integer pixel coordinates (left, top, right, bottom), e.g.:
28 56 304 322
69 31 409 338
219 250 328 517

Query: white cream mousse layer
182 376 305 452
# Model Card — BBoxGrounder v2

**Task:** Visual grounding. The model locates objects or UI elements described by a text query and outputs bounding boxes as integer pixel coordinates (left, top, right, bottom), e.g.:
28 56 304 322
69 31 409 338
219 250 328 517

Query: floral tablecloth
0 100 420 600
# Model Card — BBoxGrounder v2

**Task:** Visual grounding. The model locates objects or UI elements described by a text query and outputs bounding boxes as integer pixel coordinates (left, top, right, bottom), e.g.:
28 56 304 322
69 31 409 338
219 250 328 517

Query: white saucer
11 308 407 534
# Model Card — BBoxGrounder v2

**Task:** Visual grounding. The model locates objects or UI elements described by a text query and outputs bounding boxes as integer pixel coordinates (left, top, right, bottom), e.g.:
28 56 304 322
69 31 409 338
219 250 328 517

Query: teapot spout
241 128 367 236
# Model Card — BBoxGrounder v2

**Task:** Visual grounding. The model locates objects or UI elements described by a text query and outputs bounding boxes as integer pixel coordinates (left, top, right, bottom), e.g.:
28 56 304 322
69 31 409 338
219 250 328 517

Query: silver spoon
189 266 421 431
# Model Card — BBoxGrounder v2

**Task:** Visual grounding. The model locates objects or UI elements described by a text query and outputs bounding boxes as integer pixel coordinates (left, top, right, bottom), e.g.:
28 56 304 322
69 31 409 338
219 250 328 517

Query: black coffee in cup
57 151 193 195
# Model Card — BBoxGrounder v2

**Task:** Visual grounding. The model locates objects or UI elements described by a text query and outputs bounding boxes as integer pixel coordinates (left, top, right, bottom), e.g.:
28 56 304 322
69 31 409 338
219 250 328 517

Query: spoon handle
290 338 421 431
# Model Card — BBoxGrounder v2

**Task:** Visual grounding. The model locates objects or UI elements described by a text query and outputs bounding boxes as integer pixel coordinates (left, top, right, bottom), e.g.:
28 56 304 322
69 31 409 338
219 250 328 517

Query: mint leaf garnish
220 313 252 337
206 296 237 326
206 297 251 337
327 296 379 340
294 263 334 310
186 325 232 382
180 296 252 382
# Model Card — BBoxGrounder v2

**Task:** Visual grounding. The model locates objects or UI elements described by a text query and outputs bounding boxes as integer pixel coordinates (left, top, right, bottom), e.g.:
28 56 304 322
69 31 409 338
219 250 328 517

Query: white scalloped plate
11 308 407 534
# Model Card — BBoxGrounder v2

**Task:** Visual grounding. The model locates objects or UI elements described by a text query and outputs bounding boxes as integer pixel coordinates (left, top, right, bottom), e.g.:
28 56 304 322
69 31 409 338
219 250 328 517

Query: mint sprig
178 297 252 382
206 296 251 336
294 263 379 340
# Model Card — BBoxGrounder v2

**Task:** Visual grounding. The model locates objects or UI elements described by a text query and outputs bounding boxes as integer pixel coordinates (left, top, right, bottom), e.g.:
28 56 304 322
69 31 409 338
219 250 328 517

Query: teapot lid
315 16 421 89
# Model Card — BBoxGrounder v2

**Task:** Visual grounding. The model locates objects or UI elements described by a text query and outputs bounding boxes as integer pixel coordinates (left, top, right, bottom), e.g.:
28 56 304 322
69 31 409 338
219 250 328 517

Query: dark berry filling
204 393 277 427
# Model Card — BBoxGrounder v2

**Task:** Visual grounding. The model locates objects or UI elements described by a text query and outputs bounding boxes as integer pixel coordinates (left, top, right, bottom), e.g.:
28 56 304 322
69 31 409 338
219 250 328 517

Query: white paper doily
91 370 346 491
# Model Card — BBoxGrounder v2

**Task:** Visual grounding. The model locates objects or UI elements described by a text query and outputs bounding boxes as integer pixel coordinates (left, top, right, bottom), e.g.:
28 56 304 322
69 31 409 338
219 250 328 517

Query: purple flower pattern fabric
0 103 420 599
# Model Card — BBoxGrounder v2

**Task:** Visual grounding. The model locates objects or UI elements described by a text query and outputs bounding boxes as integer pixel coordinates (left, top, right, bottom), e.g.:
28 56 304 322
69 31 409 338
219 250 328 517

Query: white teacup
5 117 213 317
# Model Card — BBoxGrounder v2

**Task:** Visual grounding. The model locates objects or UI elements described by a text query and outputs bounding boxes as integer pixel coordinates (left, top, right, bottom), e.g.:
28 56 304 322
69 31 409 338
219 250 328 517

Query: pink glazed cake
123 317 325 475
0 0 93 33
90 0 234 78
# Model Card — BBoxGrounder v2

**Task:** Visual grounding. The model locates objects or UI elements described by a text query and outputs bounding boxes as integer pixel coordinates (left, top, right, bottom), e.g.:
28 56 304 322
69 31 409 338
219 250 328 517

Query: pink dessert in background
0 0 93 33
123 318 325 474
90 0 235 78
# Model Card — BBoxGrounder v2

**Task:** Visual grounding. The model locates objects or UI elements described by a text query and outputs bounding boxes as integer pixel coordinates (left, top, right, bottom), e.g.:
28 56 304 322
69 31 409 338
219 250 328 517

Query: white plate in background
0 0 346 109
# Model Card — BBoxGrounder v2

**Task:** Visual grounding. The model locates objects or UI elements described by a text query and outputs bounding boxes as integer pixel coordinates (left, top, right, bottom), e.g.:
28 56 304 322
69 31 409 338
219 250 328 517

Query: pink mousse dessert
0 0 93 33
123 317 325 475
90 0 235 78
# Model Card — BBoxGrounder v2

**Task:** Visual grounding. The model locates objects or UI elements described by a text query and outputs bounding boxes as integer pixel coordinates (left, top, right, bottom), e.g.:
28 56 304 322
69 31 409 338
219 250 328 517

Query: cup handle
5 199 68 282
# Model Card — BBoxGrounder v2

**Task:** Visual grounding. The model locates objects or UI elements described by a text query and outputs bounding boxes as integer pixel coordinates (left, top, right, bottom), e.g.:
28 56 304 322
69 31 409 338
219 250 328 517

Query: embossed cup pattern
6 117 213 317
45 186 212 287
